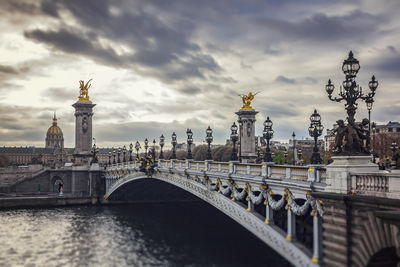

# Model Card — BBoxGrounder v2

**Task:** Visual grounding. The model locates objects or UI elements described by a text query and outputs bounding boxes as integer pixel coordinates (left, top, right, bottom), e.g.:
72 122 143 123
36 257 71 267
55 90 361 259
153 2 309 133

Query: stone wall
313 192 399 267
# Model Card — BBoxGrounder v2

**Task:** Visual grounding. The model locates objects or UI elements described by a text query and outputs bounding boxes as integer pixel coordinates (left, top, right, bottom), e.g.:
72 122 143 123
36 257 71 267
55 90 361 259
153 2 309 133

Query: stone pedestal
325 156 377 194
72 100 96 165
236 109 258 163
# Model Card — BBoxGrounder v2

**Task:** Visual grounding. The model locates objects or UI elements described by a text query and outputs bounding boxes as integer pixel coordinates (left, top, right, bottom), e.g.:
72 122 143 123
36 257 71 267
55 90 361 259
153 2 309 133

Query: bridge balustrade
350 171 400 198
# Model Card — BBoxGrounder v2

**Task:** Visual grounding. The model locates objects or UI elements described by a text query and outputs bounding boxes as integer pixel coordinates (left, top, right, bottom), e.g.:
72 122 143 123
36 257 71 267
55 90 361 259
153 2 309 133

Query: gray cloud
41 87 76 102
275 75 296 84
0 65 18 74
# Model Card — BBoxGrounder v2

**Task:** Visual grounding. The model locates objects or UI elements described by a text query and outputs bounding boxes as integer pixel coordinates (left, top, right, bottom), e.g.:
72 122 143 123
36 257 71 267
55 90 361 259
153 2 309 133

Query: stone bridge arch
105 171 318 267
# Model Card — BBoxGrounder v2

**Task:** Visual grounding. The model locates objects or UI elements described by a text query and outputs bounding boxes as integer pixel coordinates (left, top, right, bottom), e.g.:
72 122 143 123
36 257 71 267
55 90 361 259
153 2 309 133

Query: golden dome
47 113 63 135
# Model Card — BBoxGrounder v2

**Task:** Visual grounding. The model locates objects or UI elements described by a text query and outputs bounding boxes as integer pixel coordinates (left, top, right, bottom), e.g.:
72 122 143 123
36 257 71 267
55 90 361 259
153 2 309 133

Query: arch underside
106 172 317 267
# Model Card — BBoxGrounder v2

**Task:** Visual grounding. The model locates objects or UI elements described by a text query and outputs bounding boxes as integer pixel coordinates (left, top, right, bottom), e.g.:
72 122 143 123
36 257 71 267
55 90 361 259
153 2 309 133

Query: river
0 201 290 266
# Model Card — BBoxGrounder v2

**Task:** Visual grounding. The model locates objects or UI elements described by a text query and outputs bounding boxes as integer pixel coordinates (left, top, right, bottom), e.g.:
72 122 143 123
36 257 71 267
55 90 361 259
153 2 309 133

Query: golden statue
78 79 92 101
239 92 259 109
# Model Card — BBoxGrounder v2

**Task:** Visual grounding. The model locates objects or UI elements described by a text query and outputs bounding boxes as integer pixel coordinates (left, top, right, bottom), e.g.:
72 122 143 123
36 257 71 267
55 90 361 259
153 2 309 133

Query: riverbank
0 194 100 209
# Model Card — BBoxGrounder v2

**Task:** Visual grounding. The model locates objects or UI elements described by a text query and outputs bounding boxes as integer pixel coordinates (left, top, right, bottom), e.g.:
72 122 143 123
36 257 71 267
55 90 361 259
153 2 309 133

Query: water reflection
0 202 290 266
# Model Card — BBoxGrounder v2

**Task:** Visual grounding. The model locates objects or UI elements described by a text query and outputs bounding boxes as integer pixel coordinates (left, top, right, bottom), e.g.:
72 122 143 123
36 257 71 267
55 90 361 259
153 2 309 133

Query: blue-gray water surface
0 202 290 266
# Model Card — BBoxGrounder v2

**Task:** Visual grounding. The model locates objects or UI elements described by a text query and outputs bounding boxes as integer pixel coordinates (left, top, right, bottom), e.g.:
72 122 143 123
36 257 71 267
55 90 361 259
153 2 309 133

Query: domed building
45 113 64 149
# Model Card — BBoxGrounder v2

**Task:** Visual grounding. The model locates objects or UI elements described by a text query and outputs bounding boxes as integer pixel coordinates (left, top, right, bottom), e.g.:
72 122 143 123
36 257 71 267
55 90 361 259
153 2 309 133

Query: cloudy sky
1 0 399 148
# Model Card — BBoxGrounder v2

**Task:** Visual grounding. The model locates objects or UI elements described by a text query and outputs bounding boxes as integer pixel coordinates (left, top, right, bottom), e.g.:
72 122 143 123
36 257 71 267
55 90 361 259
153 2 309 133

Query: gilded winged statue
239 92 259 109
78 79 92 101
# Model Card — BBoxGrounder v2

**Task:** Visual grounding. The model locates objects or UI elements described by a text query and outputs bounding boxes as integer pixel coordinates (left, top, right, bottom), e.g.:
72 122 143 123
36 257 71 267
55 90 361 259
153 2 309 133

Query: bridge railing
350 171 400 198
106 160 327 183
155 160 326 183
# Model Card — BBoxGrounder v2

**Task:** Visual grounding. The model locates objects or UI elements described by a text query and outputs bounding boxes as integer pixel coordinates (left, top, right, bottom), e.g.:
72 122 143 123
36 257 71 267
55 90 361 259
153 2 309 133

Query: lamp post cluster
325 51 378 155
263 117 274 162
308 109 324 164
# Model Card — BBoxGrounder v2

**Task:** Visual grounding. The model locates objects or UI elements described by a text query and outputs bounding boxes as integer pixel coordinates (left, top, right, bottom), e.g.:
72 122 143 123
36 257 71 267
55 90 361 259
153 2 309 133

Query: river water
0 202 290 267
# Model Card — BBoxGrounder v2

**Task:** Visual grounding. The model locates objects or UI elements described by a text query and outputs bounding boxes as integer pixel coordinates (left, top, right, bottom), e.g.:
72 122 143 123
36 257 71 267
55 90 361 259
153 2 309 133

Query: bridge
104 157 400 267
105 159 325 267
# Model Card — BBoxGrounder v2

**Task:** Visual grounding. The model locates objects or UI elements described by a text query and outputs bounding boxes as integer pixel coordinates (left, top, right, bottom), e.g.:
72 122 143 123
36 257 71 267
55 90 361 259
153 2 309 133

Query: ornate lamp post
117 147 121 163
366 97 374 133
135 141 141 158
112 148 116 164
371 122 377 163
238 119 243 162
284 150 288 164
308 109 324 164
325 51 378 155
108 151 111 165
230 122 239 161
122 145 127 162
144 138 149 156
186 129 193 159
152 139 156 159
159 134 165 159
263 117 274 162
292 132 296 165
171 132 177 159
129 143 133 161
391 141 398 162
205 126 213 160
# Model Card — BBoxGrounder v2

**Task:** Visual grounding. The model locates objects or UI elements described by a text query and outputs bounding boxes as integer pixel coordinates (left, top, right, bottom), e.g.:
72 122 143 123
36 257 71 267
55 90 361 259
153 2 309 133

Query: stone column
312 211 322 264
72 100 96 165
286 207 296 241
236 109 258 163
265 200 273 224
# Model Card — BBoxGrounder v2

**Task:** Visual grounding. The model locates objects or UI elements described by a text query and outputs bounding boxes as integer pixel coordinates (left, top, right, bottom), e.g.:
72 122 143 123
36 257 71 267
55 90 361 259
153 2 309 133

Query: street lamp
122 145 127 162
371 122 377 163
292 132 296 165
366 97 374 132
205 126 213 160
391 141 398 162
298 149 302 161
284 150 288 164
186 129 193 159
238 119 243 162
152 139 156 159
112 148 116 164
135 141 141 158
159 134 165 159
171 132 177 159
117 147 121 163
230 122 239 161
129 143 133 161
308 109 324 164
144 138 149 156
325 51 378 155
263 117 274 162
